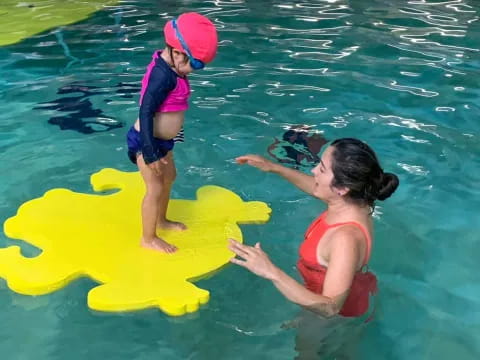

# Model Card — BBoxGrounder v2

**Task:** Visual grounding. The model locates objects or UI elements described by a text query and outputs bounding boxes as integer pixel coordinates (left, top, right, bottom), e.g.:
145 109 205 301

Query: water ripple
381 80 439 97
265 83 330 96
398 162 430 176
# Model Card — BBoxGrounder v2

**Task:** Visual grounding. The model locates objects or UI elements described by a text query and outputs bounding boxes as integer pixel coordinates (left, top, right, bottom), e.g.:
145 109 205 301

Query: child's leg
136 153 177 253
156 151 187 231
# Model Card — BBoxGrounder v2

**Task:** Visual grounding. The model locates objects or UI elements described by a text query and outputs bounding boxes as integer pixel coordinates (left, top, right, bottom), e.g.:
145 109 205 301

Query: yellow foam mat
0 168 271 316
0 0 119 47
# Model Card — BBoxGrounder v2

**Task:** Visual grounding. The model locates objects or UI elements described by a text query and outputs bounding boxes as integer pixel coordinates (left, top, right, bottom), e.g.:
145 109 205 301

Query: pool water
1 0 479 359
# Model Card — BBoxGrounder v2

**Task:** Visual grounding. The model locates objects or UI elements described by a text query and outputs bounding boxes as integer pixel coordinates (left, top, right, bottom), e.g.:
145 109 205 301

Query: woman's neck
326 198 370 221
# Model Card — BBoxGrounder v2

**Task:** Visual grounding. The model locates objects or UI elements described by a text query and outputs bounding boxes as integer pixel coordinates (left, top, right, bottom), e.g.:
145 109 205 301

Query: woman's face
311 146 336 200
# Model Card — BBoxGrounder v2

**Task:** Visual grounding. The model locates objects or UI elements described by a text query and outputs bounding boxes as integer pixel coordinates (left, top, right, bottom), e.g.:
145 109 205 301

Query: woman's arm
269 265 345 318
236 155 316 195
228 230 361 317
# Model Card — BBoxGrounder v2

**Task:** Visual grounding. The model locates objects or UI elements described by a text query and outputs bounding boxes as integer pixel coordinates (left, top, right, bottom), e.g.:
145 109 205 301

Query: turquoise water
1 0 479 359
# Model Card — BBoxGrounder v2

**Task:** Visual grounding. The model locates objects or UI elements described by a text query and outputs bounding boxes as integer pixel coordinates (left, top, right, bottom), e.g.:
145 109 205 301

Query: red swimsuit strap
304 213 372 266
322 220 372 266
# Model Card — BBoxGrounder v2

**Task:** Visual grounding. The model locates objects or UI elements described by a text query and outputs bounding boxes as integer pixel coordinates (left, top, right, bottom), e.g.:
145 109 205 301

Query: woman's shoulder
322 212 372 250
325 207 372 231
327 223 367 244
323 214 372 268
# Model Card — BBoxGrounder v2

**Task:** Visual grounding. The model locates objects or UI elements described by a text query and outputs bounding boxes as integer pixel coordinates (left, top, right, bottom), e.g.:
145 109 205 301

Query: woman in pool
229 138 399 318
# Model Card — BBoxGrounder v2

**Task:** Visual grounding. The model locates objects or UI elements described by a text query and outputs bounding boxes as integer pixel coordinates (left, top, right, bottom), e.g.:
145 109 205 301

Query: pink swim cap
164 12 218 64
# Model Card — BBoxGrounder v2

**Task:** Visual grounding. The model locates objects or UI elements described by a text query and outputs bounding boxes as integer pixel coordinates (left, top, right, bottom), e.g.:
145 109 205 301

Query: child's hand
148 158 168 176
235 155 276 172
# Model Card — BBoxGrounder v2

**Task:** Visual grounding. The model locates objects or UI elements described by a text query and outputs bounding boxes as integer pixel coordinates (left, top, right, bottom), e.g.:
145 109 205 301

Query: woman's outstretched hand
235 155 277 173
228 239 279 280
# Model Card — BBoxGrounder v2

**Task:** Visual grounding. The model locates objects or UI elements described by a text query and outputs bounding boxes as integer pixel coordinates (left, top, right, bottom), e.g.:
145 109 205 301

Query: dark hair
330 138 399 207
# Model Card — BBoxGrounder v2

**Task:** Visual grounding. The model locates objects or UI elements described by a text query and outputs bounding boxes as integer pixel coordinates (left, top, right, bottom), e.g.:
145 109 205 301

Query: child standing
126 13 218 253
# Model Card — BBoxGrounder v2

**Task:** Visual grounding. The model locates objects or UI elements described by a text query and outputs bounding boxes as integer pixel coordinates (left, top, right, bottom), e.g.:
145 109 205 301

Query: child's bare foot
141 237 177 253
157 219 187 231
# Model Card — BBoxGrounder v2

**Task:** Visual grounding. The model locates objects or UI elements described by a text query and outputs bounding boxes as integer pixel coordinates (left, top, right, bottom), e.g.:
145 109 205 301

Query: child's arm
138 63 176 165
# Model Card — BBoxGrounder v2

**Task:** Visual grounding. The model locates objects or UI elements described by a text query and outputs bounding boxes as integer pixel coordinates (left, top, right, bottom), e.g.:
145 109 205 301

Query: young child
267 125 328 168
126 12 218 253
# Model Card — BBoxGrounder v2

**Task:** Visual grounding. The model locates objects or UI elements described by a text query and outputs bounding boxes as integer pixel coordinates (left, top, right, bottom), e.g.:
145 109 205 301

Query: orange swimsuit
297 212 377 317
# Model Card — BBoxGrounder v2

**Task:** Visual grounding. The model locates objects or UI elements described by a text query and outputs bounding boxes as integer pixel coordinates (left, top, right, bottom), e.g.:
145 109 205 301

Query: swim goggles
172 19 205 70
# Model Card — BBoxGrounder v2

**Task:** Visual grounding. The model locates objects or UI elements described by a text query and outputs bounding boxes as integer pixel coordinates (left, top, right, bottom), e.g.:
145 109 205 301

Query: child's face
172 50 194 76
